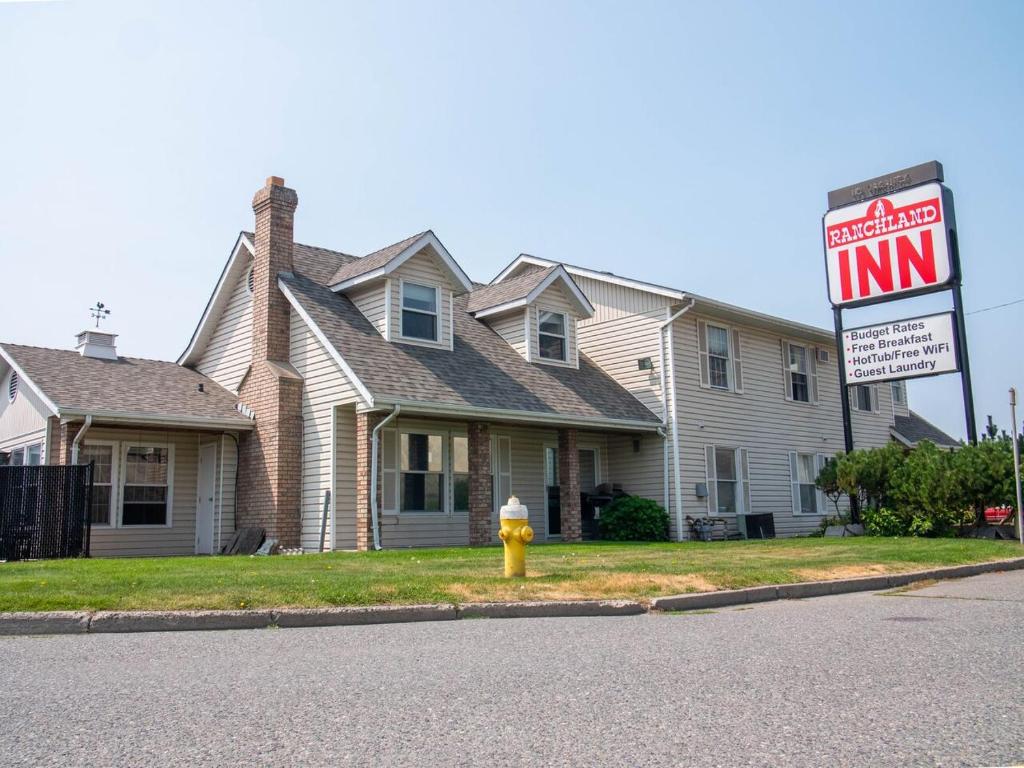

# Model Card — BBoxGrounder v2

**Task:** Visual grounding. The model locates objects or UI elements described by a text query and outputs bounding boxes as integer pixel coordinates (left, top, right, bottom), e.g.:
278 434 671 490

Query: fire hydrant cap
499 496 529 520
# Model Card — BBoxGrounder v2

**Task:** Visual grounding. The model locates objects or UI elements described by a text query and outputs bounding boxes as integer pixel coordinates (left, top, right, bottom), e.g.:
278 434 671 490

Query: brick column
468 422 492 545
558 427 582 542
55 420 81 465
355 412 385 551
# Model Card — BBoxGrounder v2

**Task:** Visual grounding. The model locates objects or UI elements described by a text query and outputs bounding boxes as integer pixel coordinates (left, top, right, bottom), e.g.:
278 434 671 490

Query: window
852 384 877 412
704 445 750 515
122 446 170 525
9 447 24 466
789 452 826 515
707 325 730 389
782 341 818 403
26 444 41 466
401 282 439 341
697 321 743 393
891 381 906 406
7 371 18 402
452 436 469 513
400 432 445 512
538 310 567 361
80 443 116 526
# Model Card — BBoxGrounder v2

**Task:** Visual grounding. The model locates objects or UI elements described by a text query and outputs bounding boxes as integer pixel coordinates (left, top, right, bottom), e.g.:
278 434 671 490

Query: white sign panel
842 312 959 385
824 182 953 307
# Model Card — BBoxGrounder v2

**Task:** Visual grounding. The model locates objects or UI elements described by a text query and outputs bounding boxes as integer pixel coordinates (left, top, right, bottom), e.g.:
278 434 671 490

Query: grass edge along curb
1 557 1023 636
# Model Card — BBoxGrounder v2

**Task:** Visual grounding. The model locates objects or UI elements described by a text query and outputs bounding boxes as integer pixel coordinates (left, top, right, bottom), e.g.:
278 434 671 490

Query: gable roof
467 264 595 318
327 230 474 293
278 272 661 430
891 411 961 449
0 343 252 430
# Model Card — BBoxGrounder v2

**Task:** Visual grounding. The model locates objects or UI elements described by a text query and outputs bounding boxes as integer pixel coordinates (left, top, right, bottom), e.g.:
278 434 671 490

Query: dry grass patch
793 563 892 581
445 572 717 603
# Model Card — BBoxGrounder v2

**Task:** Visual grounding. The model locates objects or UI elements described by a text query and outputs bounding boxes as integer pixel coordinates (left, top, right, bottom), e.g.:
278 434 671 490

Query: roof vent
76 329 118 360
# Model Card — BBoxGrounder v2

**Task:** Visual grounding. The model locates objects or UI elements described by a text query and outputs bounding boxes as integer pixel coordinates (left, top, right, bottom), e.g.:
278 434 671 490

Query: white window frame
704 445 751 516
398 280 440 343
851 383 879 413
781 340 818 405
697 320 743 393
491 434 512 527
890 380 906 406
451 432 470 514
543 442 559 540
80 440 120 528
119 442 175 528
789 452 827 516
382 427 462 516
537 307 568 363
25 443 42 465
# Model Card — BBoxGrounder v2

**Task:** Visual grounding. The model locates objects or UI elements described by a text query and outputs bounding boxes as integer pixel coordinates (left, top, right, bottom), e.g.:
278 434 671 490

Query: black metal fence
0 463 93 561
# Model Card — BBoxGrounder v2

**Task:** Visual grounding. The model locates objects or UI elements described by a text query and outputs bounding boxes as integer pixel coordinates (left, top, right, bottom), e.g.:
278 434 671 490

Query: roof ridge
1 342 186 368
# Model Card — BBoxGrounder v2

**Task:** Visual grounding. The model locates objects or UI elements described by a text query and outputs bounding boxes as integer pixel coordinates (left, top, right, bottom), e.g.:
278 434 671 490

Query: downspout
659 298 695 541
70 415 93 464
369 404 401 551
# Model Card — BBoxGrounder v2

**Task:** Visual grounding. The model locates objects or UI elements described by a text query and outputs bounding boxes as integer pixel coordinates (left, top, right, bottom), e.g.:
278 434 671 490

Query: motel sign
824 182 954 308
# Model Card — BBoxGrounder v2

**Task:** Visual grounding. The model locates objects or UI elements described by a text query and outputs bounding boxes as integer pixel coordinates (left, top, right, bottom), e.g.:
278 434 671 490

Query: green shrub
597 497 670 541
862 506 908 537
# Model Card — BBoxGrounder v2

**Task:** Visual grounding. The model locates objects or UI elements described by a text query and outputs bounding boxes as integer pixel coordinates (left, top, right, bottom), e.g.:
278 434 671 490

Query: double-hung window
891 381 906 407
851 384 877 412
697 320 743 393
782 341 818 403
704 445 751 515
452 436 470 513
400 432 445 512
790 452 827 515
122 446 171 525
538 310 567 361
401 282 439 342
81 443 116 526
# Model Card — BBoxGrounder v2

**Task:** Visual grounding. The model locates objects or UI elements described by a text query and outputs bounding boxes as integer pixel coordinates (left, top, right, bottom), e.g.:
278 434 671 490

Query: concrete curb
2 557 1022 636
456 599 645 620
0 611 91 635
272 604 457 628
89 610 275 633
650 556 1024 613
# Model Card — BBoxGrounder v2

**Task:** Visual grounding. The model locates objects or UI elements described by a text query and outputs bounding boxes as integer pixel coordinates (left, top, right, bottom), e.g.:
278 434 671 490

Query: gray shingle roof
327 231 428 287
466 266 556 313
0 343 251 427
280 272 661 427
892 411 960 448
241 232 357 286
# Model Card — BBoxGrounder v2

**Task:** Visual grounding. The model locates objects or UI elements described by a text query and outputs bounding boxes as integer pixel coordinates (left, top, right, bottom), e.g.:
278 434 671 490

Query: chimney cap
266 176 285 187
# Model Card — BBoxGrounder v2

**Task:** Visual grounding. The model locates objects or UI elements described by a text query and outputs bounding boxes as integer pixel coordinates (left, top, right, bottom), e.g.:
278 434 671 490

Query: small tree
815 455 845 518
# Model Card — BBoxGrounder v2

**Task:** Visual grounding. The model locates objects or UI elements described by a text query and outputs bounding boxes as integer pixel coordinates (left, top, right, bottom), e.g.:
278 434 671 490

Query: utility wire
966 297 1024 316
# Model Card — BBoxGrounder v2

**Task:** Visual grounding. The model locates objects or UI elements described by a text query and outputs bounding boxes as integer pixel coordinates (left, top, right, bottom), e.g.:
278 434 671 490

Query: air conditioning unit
816 348 831 364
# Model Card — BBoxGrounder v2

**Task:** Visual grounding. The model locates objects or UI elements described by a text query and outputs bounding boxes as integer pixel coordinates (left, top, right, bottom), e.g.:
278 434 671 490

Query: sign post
823 161 977 521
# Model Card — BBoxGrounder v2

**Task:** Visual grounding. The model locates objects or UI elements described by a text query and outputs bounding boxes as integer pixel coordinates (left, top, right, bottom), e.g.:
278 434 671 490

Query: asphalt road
2 572 1022 768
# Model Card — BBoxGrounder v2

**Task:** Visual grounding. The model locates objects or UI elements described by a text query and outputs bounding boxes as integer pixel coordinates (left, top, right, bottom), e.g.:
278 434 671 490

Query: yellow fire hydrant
498 496 534 577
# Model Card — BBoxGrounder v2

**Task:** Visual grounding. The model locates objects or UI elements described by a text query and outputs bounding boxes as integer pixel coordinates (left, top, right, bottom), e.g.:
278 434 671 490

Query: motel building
0 177 958 556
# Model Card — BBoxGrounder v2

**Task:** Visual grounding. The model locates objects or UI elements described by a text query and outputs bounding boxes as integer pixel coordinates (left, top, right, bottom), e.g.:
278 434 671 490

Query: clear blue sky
2 1 1022 439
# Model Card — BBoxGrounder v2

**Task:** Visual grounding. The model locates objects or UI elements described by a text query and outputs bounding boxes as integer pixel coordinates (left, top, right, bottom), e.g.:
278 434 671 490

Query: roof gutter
360 399 661 433
369 404 401 551
70 415 93 465
660 297 696 541
59 411 253 432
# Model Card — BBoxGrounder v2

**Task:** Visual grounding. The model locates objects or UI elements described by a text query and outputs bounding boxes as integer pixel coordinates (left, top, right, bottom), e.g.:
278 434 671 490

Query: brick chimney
236 176 304 548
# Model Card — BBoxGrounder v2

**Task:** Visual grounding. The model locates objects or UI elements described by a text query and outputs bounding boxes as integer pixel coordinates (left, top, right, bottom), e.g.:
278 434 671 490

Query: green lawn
0 538 1019 612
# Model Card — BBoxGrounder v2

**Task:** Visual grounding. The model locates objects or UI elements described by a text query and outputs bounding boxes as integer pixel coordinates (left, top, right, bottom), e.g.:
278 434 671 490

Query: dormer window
401 282 439 342
538 310 567 361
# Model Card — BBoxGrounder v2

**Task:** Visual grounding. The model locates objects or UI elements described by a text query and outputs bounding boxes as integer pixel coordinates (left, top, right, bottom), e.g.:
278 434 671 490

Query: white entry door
196 442 217 554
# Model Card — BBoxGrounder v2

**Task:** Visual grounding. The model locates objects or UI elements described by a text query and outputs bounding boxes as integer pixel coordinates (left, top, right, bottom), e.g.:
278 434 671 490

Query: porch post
558 427 582 542
468 422 492 545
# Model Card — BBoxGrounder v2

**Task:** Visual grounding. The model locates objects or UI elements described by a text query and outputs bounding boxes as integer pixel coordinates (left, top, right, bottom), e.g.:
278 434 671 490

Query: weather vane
89 302 111 328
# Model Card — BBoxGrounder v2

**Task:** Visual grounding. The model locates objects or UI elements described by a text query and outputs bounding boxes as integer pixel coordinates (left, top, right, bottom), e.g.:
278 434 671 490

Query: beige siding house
1 175 958 557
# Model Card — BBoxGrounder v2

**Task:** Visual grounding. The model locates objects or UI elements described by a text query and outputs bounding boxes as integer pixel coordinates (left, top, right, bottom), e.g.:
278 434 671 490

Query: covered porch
324 407 665 551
